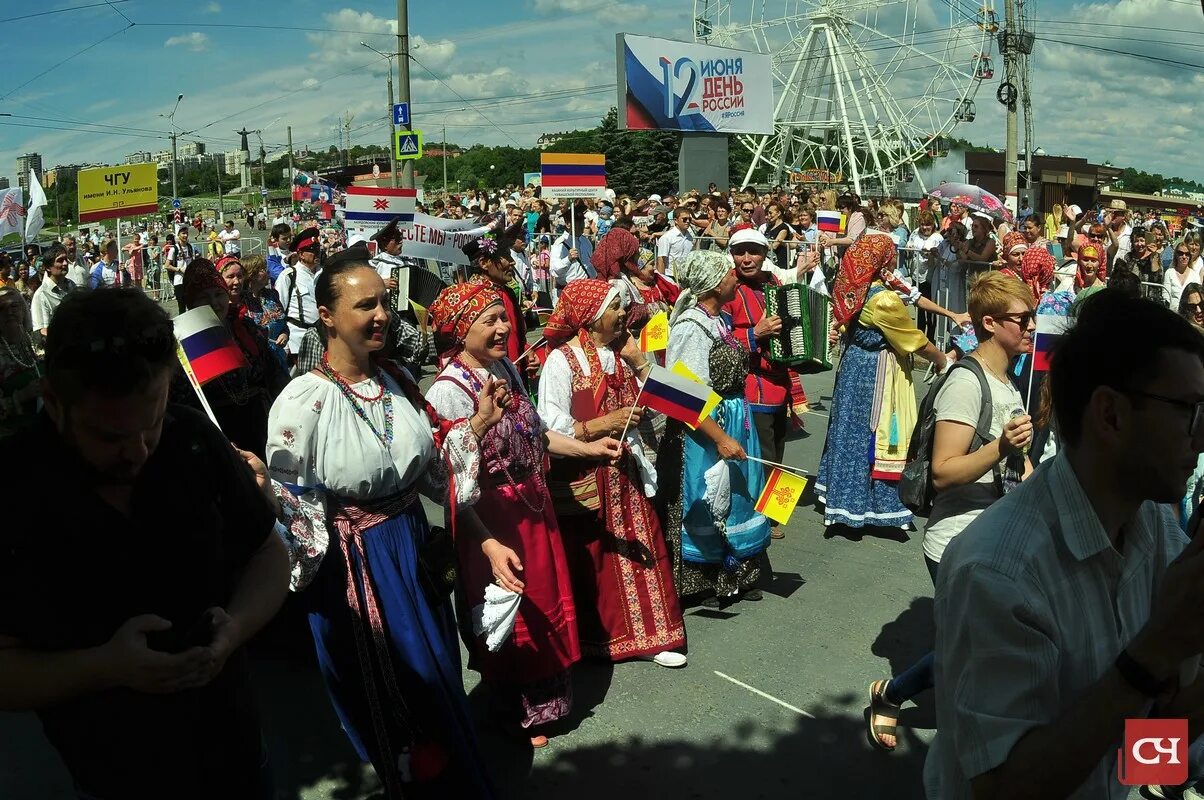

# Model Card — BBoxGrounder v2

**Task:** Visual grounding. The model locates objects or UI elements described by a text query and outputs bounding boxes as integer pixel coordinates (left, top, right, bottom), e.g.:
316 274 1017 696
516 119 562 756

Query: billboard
78 163 159 223
617 34 774 136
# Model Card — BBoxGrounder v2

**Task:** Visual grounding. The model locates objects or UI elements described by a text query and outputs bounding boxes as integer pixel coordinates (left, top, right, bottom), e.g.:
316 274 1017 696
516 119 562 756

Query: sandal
530 734 550 748
868 679 900 751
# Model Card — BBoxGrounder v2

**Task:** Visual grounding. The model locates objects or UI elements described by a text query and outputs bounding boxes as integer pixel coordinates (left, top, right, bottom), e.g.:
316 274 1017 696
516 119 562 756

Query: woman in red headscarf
594 222 678 332
535 279 688 668
815 235 949 531
424 280 620 748
179 257 288 457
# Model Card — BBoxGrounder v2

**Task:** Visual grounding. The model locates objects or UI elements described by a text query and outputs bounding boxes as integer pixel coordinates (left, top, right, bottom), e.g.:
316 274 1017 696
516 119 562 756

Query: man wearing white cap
724 227 816 539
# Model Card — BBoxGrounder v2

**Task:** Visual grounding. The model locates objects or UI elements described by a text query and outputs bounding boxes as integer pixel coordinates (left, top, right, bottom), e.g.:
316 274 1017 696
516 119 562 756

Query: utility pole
361 42 399 188
215 153 223 223
255 131 267 221
1002 0 1018 215
397 0 414 189
287 125 295 180
442 119 447 193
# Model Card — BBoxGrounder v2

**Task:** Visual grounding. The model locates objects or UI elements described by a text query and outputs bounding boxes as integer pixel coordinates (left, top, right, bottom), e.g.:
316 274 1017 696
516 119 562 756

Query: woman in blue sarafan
657 249 772 608
816 234 949 531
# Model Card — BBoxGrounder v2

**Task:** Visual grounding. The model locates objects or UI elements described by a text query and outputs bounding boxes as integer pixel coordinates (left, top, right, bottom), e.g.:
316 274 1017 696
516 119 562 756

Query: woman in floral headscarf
424 280 620 747
816 235 948 531
536 278 688 668
656 249 772 608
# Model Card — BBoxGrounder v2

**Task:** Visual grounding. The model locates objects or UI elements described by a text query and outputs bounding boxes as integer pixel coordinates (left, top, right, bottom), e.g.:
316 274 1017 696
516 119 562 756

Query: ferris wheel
693 0 996 195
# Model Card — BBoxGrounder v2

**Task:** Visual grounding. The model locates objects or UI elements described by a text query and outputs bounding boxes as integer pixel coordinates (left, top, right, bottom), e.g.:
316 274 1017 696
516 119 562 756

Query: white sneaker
642 651 688 668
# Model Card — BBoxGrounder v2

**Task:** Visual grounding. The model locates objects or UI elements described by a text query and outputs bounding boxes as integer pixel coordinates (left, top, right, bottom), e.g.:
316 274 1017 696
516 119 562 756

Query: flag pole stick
516 336 546 365
616 381 645 442
746 455 810 477
175 343 221 429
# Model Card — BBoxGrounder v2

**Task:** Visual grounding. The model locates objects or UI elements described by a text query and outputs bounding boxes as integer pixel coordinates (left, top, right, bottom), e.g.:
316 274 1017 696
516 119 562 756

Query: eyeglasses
1126 390 1204 439
1177 251 1191 258
1186 303 1203 313
993 311 1036 328
742 207 754 213
1088 234 1105 240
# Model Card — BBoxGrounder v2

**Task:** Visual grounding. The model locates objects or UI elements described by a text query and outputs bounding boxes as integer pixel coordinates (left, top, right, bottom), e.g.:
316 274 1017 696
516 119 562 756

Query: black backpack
898 357 995 515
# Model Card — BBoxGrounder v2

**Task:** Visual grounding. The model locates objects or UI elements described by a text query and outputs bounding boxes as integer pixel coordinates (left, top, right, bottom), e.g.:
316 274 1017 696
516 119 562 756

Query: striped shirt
925 452 1191 800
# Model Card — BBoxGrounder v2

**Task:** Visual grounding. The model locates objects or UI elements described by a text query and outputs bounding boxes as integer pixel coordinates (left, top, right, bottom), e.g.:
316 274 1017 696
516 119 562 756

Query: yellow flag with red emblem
640 311 669 352
754 467 808 525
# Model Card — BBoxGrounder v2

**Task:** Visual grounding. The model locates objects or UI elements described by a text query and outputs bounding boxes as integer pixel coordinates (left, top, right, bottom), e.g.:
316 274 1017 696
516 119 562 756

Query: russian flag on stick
174 306 248 429
642 363 717 426
1032 314 1070 373
1025 313 1072 410
816 210 845 234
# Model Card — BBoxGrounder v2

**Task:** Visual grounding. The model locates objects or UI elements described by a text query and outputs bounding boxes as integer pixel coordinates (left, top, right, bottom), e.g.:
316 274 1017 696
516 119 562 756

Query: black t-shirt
0 406 276 798
764 222 791 267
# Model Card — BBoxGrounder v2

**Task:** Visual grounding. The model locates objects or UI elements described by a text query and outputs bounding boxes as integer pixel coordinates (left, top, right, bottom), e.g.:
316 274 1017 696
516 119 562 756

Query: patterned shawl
832 233 907 326
428 280 502 357
543 278 620 346
592 227 640 280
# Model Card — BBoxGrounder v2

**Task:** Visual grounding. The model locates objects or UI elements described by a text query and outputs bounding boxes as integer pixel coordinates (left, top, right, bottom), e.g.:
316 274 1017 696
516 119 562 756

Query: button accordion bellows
764 283 834 373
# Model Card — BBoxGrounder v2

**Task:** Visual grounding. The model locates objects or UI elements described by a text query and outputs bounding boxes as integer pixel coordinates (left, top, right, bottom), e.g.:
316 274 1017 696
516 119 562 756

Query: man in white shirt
218 220 241 256
550 212 595 289
926 293 1204 800
508 223 536 304
61 235 89 287
164 227 195 314
31 247 75 337
656 208 696 279
275 227 322 358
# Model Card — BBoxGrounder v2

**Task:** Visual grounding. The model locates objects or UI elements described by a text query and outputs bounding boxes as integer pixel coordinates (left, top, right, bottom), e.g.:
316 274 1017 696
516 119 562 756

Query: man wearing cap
1104 199 1132 264
724 227 814 540
274 227 322 365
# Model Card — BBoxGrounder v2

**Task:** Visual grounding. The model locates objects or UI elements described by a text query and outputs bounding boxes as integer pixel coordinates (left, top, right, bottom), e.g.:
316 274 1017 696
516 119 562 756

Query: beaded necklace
448 356 546 513
321 352 394 449
1 335 36 370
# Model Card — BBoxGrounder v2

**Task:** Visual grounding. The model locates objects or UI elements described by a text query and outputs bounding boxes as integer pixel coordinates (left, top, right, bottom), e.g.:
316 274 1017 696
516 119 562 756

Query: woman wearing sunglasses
1177 282 1204 330
1164 241 1202 310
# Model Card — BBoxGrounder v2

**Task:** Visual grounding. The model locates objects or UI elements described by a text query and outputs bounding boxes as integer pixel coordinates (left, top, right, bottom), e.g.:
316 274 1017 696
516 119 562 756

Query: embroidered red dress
537 335 686 660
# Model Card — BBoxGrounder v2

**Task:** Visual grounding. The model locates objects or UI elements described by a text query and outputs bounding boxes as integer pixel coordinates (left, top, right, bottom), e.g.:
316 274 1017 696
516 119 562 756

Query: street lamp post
159 94 184 202
361 42 398 189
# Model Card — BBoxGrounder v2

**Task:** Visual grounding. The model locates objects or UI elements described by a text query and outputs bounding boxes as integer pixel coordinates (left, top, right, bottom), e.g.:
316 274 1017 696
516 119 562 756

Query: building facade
16 153 43 192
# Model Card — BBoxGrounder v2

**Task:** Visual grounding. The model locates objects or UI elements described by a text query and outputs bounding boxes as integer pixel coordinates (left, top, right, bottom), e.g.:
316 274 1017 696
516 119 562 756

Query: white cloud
164 32 210 52
204 2 221 13
300 78 320 90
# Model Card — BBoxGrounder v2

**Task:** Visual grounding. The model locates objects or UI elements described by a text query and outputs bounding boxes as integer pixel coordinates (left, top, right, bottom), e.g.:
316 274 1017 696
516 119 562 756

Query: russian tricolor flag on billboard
1032 313 1071 373
344 186 417 226
174 306 248 384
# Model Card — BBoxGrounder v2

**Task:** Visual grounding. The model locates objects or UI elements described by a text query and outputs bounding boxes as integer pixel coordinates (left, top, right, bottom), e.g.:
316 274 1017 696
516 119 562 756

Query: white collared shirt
275 264 322 354
31 276 74 332
925 453 1192 800
656 226 695 279
550 233 595 286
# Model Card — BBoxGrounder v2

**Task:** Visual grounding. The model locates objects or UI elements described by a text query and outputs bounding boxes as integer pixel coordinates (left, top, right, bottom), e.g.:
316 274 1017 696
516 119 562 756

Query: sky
0 0 1200 192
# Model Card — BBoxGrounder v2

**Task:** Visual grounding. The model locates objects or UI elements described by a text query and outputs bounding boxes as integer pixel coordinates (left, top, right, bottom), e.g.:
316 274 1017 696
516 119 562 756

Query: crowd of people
2 174 1204 800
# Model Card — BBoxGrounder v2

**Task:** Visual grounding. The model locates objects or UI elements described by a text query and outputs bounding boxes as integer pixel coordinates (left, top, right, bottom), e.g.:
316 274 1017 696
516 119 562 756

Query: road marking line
807 411 829 419
713 671 816 718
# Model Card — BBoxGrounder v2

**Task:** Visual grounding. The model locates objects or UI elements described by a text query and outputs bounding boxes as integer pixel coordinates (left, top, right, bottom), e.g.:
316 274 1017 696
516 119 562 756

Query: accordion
763 283 833 373
391 265 448 313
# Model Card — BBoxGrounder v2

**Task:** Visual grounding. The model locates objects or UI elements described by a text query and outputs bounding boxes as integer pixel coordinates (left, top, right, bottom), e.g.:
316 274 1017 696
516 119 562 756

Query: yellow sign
394 130 424 161
78 163 159 223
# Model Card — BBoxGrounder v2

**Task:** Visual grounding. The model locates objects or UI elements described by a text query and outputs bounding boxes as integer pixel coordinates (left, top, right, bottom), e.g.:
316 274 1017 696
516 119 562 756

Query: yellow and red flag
640 311 669 352
754 468 808 525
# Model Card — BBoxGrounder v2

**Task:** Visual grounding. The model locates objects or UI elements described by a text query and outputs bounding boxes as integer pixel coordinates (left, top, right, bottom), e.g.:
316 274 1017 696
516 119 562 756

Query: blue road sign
392 103 410 127
394 129 423 160
172 198 181 209
261 188 269 197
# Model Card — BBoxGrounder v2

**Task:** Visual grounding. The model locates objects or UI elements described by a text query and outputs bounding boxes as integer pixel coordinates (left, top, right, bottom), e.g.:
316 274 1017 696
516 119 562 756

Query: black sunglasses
730 244 766 256
1177 251 1191 257
741 207 754 212
994 311 1036 328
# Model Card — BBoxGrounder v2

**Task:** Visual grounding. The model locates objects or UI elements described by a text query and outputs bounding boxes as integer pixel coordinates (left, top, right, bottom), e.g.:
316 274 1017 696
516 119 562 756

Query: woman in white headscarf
656 250 772 609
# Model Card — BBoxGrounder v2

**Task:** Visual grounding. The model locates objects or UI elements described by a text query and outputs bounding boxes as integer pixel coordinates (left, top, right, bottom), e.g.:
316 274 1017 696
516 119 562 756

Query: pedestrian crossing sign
394 130 423 160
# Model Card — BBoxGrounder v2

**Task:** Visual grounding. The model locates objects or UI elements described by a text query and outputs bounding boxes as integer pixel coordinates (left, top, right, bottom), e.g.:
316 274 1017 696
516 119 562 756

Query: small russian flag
816 210 845 233
642 363 716 426
174 306 248 385
1032 314 1070 373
